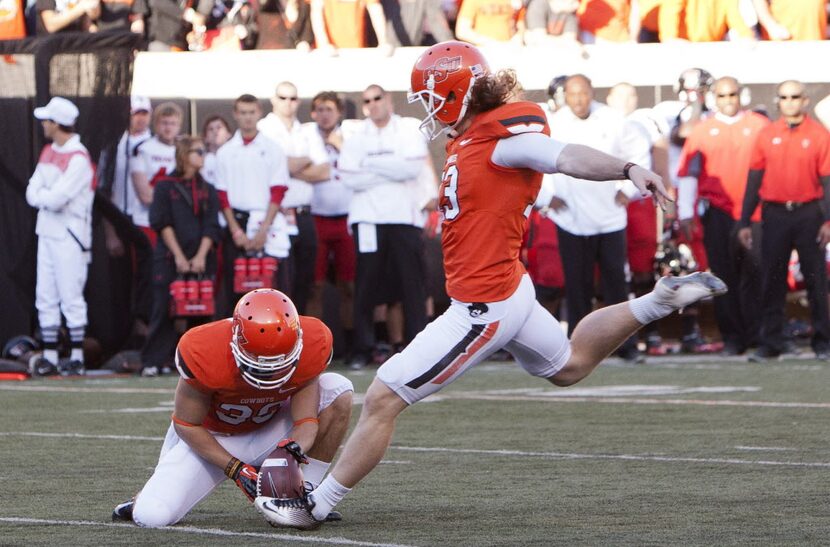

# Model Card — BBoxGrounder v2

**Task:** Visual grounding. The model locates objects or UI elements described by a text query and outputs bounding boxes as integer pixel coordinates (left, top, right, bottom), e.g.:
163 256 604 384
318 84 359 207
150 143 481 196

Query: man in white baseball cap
26 95 94 377
33 96 80 127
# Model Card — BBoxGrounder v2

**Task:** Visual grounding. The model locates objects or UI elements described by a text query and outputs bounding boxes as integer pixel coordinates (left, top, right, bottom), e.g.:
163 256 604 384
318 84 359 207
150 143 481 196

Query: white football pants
35 235 89 329
377 274 572 404
132 372 353 528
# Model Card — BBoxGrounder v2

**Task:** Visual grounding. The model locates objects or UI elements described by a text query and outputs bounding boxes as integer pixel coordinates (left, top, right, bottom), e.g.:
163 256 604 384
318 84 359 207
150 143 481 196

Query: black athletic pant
759 200 830 353
556 227 636 352
352 223 427 359
700 205 762 349
283 209 318 315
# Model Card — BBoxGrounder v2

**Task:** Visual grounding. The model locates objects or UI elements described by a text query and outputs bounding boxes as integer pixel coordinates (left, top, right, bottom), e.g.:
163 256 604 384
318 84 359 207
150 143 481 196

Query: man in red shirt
738 80 830 361
111 289 353 527
677 76 769 355
256 41 727 530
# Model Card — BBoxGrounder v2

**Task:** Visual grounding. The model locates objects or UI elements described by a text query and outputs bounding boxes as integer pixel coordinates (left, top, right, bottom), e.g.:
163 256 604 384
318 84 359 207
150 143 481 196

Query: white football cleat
255 496 322 530
653 272 727 310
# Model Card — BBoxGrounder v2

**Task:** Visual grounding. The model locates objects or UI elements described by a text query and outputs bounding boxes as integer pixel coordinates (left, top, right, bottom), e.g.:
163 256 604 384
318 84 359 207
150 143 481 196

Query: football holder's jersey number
441 164 460 220
216 402 282 426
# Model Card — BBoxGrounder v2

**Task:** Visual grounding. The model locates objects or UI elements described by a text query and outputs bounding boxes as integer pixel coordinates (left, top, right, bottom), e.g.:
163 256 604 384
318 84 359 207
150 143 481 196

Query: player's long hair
466 69 520 117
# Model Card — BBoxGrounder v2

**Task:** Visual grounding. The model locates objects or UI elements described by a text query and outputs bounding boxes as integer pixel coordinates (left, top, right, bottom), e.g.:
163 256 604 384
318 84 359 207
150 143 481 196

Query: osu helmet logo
424 56 462 86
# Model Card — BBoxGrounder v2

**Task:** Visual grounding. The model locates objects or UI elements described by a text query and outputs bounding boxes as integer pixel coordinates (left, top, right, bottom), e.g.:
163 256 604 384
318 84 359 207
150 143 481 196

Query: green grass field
2 355 829 546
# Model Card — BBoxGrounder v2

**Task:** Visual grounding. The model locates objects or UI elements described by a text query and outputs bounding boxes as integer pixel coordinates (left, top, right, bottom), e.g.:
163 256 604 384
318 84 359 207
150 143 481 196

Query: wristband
293 417 320 427
225 457 243 480
171 413 200 427
623 162 636 180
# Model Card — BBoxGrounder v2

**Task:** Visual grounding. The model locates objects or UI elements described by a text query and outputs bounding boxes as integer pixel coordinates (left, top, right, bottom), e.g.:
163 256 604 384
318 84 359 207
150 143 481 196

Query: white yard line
0 385 175 394
388 446 830 468
4 431 827 469
0 517 414 547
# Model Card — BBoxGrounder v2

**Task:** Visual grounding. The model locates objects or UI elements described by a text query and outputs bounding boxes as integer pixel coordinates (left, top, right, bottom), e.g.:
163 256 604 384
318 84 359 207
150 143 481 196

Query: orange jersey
578 0 631 42
322 0 379 48
176 316 333 434
677 112 769 221
750 116 830 204
766 0 826 41
659 0 753 42
457 0 520 41
441 101 550 303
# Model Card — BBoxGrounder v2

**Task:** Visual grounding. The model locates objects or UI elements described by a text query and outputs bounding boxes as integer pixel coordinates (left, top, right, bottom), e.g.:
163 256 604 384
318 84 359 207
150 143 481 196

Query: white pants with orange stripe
132 372 353 528
377 274 571 404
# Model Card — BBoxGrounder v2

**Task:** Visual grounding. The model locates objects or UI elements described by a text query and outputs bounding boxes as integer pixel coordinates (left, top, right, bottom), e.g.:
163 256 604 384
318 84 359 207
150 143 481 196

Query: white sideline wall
132 41 830 100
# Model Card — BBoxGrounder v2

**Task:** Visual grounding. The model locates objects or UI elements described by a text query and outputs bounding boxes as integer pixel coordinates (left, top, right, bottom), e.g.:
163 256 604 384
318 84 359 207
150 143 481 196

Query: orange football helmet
230 289 303 389
408 40 490 140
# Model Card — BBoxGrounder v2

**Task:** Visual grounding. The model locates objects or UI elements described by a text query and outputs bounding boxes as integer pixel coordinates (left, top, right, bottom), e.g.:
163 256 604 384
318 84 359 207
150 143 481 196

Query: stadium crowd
1 0 828 48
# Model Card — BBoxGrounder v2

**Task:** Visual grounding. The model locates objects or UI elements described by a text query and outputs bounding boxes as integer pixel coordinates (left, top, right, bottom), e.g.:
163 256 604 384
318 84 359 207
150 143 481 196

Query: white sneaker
254 496 322 530
653 272 727 310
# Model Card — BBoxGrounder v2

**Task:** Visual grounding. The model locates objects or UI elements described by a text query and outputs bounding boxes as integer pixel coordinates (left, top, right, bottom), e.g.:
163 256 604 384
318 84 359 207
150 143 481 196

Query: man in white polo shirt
543 74 650 362
337 84 429 370
258 81 329 314
130 101 182 246
26 97 94 376
215 94 291 315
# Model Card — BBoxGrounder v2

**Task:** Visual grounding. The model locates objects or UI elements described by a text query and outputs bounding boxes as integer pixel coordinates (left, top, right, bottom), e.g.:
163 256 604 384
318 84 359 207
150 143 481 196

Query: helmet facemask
230 323 303 389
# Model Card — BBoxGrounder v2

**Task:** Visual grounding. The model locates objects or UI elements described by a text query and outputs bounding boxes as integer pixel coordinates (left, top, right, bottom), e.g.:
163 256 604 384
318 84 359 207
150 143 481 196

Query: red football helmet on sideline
230 289 303 389
408 40 490 140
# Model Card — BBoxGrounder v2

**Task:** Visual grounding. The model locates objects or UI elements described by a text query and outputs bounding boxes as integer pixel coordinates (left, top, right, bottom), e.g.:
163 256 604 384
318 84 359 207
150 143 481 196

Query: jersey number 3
441 165 460 220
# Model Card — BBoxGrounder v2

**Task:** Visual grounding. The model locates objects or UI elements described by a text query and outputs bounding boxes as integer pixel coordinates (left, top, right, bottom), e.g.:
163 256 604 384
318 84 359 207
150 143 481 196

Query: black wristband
225 457 243 480
623 162 636 180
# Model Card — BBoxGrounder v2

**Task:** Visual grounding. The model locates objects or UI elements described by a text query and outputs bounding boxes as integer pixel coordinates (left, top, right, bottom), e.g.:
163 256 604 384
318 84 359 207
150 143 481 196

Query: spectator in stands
543 74 650 362
193 0 258 50
93 0 145 32
26 97 94 376
677 76 769 356
200 114 231 186
139 0 204 50
739 80 830 362
215 94 290 315
382 0 454 46
658 0 755 42
337 84 429 370
141 135 220 376
258 81 329 314
304 91 355 355
455 0 521 44
637 0 660 41
607 81 671 355
578 0 638 43
131 101 182 248
256 0 314 50
752 0 827 41
310 0 391 54
36 0 99 33
523 0 579 46
0 0 27 39
98 96 155 338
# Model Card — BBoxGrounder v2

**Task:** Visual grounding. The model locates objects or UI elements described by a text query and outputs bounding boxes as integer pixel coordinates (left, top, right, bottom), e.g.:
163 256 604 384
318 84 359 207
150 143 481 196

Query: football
256 446 305 499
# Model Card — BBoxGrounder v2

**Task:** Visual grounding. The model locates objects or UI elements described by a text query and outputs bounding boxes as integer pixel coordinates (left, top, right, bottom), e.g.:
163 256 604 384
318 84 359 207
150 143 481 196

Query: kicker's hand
628 164 671 210
225 457 258 502
277 438 309 465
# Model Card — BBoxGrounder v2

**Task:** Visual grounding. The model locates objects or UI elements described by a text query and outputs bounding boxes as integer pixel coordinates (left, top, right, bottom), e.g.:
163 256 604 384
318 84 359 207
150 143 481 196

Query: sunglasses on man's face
363 95 383 105
778 94 803 101
277 95 298 102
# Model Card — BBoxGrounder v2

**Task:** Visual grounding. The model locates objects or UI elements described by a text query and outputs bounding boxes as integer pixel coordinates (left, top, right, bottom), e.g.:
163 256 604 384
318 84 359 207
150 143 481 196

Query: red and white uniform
130 136 176 228
26 134 94 331
377 102 574 404
131 316 353 528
